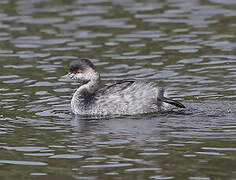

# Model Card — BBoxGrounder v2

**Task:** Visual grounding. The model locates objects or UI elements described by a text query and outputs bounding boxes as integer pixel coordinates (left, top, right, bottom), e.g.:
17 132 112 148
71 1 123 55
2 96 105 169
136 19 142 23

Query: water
0 0 236 179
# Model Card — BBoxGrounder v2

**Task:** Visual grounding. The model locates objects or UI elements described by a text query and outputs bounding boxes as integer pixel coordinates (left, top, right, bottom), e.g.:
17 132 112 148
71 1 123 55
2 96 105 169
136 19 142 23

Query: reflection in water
69 103 236 178
0 0 236 179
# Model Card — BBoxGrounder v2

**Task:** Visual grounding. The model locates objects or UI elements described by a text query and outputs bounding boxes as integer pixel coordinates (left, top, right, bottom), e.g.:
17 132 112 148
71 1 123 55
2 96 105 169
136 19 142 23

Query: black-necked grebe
64 58 185 116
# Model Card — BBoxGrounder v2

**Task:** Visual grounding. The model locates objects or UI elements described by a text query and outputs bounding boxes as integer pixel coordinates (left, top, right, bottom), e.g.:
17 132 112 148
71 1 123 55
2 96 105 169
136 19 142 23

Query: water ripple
0 0 236 179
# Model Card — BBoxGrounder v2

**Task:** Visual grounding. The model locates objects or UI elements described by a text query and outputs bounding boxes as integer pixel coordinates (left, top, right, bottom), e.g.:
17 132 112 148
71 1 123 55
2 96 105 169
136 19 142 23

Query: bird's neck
73 72 100 99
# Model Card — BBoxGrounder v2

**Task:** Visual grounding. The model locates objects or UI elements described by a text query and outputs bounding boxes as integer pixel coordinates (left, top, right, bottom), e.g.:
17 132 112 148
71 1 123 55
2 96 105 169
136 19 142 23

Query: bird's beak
61 73 70 79
59 73 73 82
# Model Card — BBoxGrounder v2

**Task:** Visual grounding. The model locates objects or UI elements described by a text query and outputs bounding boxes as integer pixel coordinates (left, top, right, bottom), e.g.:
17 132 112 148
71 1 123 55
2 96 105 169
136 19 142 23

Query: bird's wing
96 79 136 95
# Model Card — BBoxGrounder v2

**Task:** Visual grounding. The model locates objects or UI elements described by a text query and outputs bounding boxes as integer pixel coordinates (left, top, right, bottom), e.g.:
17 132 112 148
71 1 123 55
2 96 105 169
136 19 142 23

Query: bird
63 58 185 116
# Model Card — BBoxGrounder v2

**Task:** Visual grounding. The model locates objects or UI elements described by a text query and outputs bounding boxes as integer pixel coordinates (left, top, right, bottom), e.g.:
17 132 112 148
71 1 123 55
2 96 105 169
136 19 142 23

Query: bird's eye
77 69 82 73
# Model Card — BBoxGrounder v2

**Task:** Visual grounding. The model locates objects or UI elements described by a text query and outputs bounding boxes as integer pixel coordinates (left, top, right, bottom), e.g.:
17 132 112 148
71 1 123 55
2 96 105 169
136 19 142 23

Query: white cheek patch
69 73 75 79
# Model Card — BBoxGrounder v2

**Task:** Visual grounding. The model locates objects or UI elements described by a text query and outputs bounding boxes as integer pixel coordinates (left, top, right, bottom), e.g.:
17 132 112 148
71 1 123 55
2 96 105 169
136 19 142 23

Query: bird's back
82 79 164 115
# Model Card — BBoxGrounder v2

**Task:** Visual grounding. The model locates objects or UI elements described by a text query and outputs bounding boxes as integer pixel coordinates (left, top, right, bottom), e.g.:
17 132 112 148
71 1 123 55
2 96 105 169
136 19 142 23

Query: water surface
0 0 236 179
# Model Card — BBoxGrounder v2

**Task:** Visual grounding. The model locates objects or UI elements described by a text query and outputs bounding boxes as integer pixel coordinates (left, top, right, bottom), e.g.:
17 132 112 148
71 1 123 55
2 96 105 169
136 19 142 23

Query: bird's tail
162 97 185 108
157 88 185 108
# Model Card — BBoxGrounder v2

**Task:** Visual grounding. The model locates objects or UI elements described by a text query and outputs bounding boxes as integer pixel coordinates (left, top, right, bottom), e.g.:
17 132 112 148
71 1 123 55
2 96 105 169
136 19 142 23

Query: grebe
64 58 185 116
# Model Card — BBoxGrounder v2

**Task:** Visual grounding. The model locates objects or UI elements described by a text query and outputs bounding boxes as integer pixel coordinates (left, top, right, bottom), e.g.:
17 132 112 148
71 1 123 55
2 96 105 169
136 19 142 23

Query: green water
0 0 236 179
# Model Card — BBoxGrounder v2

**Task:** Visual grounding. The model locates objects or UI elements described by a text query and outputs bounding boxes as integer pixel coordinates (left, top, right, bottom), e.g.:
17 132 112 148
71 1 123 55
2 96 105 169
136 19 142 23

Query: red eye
77 69 81 73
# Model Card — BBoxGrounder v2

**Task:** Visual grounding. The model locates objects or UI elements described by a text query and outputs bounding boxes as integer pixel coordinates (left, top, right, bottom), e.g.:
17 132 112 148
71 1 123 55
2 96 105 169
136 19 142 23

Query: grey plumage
64 59 185 116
